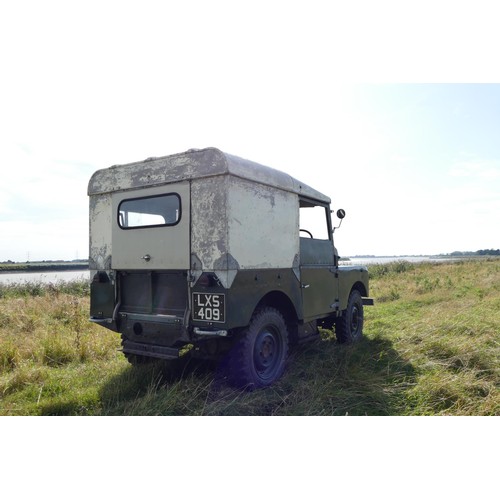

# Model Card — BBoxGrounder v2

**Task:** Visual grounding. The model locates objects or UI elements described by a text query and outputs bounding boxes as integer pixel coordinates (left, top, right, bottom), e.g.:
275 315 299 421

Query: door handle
142 254 151 262
301 283 310 289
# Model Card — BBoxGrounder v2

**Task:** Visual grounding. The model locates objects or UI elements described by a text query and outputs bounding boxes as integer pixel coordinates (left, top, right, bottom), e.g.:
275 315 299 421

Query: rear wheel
335 289 364 344
223 307 289 389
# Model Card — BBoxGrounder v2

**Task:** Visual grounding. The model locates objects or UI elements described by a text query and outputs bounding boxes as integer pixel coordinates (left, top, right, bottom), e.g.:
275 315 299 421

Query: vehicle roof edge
87 147 331 203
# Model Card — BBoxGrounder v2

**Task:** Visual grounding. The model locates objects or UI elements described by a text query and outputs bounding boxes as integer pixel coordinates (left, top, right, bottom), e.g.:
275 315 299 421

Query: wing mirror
332 208 346 233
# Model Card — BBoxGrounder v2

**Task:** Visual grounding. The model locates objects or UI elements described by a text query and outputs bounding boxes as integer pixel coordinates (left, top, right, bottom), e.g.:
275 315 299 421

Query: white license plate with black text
192 293 225 322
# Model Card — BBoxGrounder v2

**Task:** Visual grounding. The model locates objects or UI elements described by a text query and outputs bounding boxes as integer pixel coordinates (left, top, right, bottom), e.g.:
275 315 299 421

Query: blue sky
1 1 499 261
330 84 500 255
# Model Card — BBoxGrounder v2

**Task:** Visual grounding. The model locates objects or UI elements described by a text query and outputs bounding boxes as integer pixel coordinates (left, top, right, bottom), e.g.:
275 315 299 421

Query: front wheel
222 307 289 389
335 289 364 344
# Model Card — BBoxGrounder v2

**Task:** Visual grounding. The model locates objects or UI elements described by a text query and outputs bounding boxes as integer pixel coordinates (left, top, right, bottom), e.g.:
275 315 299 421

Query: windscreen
299 200 330 240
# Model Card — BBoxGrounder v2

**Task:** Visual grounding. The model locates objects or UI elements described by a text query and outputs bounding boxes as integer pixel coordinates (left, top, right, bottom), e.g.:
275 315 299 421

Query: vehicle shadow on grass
276 333 418 416
97 333 416 416
37 356 214 416
98 355 217 415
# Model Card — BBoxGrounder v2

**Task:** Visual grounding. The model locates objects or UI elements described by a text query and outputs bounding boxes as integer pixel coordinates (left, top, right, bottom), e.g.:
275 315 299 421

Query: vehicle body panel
299 237 339 321
111 183 190 270
88 147 372 362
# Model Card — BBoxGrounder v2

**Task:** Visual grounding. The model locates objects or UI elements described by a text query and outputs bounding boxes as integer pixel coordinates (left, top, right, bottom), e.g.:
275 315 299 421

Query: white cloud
0 216 88 262
449 160 500 179
1 3 500 260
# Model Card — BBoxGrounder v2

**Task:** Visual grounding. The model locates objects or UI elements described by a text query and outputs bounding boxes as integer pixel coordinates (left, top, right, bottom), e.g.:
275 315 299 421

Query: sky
1 1 499 261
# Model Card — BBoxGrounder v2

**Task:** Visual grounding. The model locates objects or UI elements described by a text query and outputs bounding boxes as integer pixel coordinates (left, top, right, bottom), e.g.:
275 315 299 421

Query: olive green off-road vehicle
88 148 373 388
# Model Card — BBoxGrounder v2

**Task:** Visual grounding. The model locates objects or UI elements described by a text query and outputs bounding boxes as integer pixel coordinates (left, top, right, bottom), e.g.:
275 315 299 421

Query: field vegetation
1 259 498 415
0 260 88 273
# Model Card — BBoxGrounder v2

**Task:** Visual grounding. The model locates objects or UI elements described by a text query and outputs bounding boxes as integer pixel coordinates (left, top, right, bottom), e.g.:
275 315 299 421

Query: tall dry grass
1 259 499 415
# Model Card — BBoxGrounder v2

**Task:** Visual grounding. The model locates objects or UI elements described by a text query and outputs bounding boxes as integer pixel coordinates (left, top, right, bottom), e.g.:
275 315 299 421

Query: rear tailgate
111 182 190 270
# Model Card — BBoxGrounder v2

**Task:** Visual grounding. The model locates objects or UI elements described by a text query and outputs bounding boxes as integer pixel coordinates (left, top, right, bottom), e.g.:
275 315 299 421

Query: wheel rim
351 305 359 331
253 326 282 381
350 304 362 336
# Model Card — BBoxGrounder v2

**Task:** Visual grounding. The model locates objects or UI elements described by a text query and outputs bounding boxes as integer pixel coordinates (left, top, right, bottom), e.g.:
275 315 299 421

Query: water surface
0 270 91 284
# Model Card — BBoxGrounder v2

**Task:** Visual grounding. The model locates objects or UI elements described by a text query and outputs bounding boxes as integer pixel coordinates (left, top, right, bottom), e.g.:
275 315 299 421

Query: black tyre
223 307 289 389
335 289 364 344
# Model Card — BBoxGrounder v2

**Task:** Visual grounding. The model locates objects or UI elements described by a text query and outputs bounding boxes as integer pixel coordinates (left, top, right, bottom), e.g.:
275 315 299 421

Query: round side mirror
336 209 346 219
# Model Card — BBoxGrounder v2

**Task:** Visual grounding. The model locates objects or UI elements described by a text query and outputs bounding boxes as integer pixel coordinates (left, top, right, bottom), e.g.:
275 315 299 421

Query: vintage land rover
88 147 373 388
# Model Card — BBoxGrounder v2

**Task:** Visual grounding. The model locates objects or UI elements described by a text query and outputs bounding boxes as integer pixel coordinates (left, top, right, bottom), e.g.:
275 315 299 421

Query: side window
118 193 181 229
299 199 331 240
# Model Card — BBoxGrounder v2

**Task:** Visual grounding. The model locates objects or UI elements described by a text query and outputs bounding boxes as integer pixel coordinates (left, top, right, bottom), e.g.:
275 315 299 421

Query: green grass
1 259 499 415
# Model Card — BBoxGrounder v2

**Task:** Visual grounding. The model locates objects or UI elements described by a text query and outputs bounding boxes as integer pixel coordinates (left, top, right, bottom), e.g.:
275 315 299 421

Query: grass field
1 259 498 415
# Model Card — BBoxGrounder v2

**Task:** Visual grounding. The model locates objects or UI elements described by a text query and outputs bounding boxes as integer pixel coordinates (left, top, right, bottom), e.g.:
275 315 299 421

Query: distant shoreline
0 262 89 274
1 252 498 274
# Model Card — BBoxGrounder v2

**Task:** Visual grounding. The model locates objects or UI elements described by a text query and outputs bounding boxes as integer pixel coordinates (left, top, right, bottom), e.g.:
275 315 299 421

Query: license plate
192 293 225 323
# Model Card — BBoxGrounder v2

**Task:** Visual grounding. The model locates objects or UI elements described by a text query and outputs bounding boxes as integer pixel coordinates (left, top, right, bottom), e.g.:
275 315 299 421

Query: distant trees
449 249 500 257
476 249 500 256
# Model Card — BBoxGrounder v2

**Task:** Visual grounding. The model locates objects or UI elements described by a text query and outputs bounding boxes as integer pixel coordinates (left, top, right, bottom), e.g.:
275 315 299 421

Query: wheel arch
351 281 368 297
255 290 299 325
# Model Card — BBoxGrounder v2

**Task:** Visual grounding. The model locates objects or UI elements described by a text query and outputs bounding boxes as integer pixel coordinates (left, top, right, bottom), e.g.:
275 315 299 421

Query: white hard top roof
88 147 331 204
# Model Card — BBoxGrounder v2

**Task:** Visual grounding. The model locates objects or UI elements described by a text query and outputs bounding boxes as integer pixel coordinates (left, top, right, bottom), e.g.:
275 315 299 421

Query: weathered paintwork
89 147 318 279
88 193 112 271
88 147 372 360
88 147 329 201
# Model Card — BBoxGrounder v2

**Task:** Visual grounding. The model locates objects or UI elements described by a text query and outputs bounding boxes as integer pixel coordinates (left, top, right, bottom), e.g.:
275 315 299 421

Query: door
112 182 190 270
300 238 339 320
299 199 339 320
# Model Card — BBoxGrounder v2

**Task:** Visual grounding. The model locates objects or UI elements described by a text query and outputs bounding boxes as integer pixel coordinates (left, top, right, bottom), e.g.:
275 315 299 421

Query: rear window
118 193 181 229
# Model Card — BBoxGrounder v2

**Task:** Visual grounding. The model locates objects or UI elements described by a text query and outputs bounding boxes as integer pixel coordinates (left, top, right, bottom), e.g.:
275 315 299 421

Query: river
0 270 91 284
0 256 459 284
339 256 460 267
